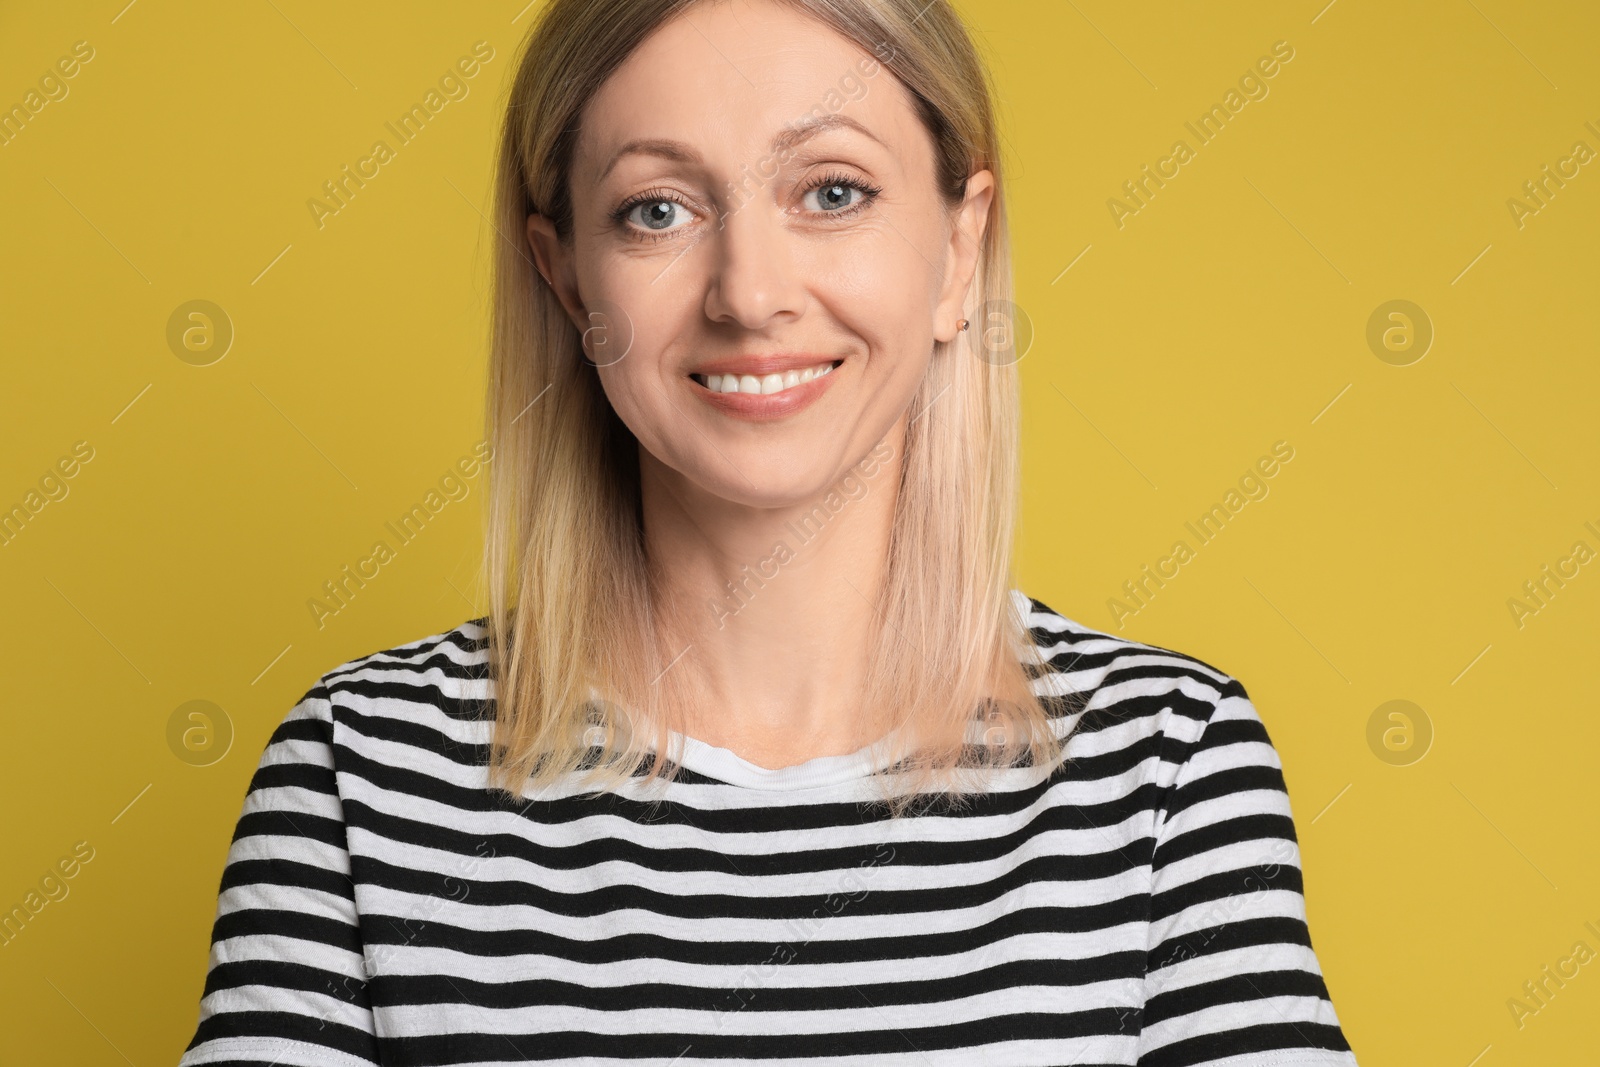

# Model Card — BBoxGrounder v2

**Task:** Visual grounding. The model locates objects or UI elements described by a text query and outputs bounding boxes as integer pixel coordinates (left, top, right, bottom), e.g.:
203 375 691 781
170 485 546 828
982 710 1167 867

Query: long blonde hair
480 0 1074 814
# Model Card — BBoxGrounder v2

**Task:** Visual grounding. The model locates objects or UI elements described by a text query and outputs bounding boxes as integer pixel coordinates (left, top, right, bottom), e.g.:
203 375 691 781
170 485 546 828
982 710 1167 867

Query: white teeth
696 362 835 395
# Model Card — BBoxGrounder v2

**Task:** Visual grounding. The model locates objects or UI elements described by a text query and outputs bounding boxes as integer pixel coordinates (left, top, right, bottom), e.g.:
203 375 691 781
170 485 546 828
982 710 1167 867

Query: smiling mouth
690 360 842 396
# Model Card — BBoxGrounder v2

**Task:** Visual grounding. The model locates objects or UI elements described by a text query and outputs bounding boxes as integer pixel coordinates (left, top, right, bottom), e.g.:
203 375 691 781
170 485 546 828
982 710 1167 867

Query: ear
932 168 995 345
525 213 587 333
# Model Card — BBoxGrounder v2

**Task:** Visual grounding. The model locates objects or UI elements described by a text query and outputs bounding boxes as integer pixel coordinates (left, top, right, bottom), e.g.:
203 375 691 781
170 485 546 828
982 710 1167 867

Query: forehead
574 0 922 178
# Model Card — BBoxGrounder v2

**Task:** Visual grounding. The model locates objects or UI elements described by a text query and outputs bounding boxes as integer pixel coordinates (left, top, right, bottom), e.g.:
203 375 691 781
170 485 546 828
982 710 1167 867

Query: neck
640 422 905 770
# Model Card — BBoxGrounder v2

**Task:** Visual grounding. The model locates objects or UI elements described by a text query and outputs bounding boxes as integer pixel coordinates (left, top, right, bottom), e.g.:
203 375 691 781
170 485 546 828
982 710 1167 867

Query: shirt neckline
663 728 902 791
586 586 1044 791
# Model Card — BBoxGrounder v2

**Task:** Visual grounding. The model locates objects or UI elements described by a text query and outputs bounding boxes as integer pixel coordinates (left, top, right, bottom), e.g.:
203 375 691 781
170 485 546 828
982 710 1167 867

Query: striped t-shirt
179 591 1358 1066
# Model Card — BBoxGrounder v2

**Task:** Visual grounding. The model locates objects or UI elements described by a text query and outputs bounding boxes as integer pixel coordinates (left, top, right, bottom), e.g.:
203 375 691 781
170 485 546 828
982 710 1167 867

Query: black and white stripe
179 590 1358 1066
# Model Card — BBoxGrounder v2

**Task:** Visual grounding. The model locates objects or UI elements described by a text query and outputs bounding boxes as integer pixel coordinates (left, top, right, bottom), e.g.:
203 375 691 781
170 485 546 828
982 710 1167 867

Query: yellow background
2 0 1596 1062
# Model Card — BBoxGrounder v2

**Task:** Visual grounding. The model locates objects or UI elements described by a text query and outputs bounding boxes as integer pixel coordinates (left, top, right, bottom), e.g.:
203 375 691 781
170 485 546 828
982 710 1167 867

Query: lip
689 358 842 422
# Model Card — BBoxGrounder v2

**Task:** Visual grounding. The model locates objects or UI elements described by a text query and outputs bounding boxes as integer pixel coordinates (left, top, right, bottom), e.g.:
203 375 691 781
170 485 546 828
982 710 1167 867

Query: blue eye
800 172 882 217
612 171 880 243
627 198 695 232
805 182 864 212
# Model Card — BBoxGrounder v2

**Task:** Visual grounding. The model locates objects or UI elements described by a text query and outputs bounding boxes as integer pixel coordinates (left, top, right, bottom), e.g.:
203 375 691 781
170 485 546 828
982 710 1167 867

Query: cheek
575 261 685 432
594 357 665 448
590 315 690 455
819 238 938 385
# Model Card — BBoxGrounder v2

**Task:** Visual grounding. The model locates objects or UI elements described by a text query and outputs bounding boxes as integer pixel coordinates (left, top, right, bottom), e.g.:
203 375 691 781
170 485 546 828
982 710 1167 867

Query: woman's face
527 0 993 509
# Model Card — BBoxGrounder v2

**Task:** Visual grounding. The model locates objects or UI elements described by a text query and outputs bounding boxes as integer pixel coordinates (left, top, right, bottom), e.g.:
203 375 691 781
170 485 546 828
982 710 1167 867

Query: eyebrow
595 112 886 183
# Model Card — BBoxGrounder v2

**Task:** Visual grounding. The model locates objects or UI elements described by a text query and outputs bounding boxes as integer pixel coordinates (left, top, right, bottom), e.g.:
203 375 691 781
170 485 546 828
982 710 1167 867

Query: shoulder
319 616 492 702
1010 589 1272 772
1013 588 1245 705
265 617 495 768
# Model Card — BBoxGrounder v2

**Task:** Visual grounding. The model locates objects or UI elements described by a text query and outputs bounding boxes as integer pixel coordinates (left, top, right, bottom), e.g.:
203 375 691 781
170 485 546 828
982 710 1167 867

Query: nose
701 200 807 331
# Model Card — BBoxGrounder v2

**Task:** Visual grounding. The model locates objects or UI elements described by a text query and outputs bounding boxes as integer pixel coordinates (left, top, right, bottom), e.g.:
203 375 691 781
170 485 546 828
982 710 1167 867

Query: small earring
957 318 970 332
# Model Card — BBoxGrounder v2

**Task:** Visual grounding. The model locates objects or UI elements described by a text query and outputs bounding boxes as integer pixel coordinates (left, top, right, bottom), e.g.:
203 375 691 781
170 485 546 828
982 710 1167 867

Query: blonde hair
480 0 1074 814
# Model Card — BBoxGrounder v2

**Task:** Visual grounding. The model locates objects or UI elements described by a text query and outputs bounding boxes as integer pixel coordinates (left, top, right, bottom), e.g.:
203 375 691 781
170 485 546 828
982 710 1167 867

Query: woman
180 0 1358 1063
